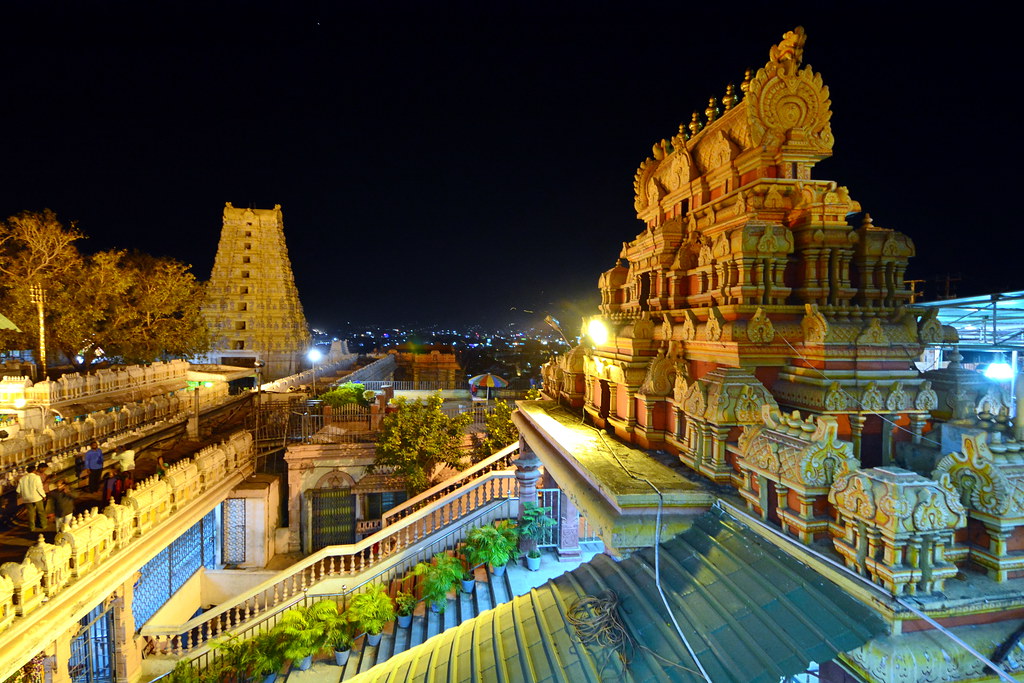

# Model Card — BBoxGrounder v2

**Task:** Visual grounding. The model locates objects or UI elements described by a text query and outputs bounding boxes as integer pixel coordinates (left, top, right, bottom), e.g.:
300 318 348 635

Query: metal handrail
151 498 517 678
380 442 518 527
141 470 517 654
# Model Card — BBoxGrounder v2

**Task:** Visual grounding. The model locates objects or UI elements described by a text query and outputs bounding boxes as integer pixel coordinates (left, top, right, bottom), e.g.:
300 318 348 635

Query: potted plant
466 521 519 576
347 583 396 647
249 630 286 682
458 543 476 593
315 600 355 666
274 602 331 671
413 551 463 613
394 590 416 628
518 503 556 570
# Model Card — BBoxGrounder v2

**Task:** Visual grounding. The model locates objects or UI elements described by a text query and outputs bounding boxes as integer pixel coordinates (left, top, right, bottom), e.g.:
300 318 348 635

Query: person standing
51 480 77 532
115 446 136 489
17 464 47 532
84 441 104 493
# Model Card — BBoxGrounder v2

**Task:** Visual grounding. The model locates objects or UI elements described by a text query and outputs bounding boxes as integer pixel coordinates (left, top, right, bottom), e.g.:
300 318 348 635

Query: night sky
0 3 1016 330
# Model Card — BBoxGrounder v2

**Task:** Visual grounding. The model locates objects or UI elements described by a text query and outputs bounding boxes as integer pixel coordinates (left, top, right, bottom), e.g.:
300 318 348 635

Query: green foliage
394 590 417 617
312 600 354 652
319 382 370 407
249 630 287 676
465 522 520 569
518 502 557 541
346 583 396 636
413 552 464 612
475 399 518 461
372 392 472 495
518 502 557 553
273 602 333 664
0 211 209 369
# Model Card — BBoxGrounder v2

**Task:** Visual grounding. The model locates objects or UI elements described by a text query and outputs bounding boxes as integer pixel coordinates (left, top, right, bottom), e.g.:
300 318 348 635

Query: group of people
14 441 140 534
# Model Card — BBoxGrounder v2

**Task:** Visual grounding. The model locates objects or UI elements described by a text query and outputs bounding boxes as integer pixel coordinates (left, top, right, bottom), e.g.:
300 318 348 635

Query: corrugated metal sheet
348 507 885 683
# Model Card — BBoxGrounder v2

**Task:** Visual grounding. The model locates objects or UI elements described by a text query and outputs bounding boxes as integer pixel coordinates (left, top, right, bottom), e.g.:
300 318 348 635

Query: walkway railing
165 498 517 678
140 470 518 656
381 442 518 527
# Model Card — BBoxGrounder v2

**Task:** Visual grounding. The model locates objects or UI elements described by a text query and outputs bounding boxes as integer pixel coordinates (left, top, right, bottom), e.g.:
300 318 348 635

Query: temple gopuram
520 27 1024 681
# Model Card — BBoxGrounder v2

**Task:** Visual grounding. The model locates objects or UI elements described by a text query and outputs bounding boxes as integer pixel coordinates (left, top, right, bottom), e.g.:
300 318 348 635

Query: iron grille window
223 498 246 565
366 491 408 519
69 603 115 683
132 509 219 629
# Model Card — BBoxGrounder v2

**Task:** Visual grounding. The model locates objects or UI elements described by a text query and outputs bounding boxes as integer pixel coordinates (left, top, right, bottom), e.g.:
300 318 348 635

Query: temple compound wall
201 203 310 381
536 27 1024 681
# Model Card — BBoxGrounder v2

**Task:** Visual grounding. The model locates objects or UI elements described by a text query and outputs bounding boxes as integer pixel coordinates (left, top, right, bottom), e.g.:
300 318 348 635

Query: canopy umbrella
468 373 509 388
468 373 508 400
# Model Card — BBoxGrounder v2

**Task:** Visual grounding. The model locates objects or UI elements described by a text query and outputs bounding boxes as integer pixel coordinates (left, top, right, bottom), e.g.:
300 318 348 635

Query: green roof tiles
347 507 885 683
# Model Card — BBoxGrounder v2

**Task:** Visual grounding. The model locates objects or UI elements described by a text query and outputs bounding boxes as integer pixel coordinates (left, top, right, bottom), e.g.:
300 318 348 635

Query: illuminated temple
5 27 1024 683
523 26 1024 680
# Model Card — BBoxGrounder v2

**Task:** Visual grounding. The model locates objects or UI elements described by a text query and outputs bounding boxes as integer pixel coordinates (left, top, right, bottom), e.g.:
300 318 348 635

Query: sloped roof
348 507 885 683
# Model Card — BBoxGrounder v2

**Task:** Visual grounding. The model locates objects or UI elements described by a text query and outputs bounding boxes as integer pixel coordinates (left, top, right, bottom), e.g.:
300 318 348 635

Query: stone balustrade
829 466 966 595
123 477 171 536
165 460 200 511
15 360 190 406
0 430 253 636
0 558 44 617
56 508 117 578
103 503 135 550
0 575 12 633
0 380 230 491
25 537 73 599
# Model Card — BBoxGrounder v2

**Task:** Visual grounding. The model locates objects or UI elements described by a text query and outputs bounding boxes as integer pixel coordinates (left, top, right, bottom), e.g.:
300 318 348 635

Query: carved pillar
607 384 618 422
850 414 867 463
514 441 543 519
880 415 894 466
557 491 582 561
908 414 927 445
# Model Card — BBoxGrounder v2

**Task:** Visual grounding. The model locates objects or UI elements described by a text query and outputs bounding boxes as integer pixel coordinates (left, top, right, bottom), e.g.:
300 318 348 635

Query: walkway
284 544 601 682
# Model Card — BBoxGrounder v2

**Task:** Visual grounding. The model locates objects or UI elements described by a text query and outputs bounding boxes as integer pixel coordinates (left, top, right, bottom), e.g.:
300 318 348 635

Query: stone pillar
908 414 927 445
514 440 542 520
557 490 582 561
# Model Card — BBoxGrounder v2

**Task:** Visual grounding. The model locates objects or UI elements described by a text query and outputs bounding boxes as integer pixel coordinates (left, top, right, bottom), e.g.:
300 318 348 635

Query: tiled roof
348 507 885 682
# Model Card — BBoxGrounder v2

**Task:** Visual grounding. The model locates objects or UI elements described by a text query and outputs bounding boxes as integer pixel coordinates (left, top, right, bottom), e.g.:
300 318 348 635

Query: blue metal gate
69 603 115 683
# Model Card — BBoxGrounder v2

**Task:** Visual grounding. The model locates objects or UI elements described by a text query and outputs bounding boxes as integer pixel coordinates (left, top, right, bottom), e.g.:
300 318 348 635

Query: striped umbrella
468 373 509 388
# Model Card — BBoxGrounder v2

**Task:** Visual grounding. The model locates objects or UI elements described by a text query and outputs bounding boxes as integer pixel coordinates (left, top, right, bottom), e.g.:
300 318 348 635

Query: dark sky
0 2 1016 330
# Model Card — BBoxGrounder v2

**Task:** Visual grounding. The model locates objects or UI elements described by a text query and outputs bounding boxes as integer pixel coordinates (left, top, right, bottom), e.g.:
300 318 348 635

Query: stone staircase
284 562 514 681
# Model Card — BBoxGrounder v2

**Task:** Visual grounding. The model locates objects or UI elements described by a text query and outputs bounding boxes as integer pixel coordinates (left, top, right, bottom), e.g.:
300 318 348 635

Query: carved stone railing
9 360 190 406
381 442 518 527
0 431 255 681
0 383 233 493
0 432 252 638
140 469 518 657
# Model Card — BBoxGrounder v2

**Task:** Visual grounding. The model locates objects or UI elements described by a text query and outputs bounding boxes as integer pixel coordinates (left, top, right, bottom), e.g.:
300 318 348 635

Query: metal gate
69 602 115 683
310 488 355 551
536 489 561 548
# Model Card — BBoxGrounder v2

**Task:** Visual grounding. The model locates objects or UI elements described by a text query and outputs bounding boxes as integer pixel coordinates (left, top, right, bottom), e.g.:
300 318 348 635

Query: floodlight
307 348 323 363
587 319 609 346
984 362 1014 381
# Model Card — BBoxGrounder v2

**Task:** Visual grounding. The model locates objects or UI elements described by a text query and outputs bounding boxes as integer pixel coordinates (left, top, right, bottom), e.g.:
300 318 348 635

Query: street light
307 348 323 397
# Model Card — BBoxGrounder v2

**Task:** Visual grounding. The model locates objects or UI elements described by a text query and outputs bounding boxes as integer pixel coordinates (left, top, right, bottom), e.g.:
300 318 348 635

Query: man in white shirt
17 464 46 532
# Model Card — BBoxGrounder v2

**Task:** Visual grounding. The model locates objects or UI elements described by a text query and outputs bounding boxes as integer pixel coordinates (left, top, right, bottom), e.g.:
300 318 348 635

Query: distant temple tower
202 203 310 380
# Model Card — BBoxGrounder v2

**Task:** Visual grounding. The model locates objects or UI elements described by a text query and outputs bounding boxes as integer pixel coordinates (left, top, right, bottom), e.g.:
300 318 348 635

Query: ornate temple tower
546 27 949 475
202 203 310 380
